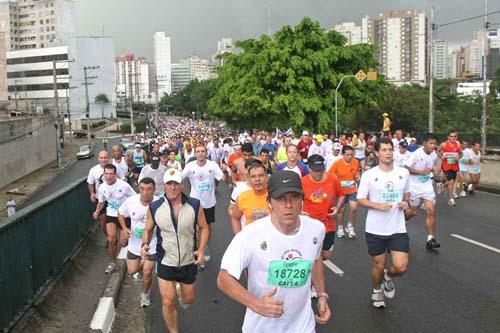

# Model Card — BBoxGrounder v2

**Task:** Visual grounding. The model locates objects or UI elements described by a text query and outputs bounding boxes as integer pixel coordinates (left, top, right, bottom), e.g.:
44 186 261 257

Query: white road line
323 260 344 276
450 234 500 254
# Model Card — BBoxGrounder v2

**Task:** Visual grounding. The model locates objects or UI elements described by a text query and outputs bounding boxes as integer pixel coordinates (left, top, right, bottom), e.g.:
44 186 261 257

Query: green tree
95 93 110 119
208 17 388 132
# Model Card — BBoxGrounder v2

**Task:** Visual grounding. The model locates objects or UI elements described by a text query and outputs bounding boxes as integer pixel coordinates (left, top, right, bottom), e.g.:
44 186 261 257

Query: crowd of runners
86 116 485 332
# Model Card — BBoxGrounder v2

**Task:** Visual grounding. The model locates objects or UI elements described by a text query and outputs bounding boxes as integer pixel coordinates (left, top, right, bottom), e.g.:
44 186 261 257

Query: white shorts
409 188 435 207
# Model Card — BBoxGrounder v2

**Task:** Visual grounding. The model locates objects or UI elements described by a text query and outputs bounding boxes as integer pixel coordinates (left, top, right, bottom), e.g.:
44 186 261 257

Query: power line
437 9 500 28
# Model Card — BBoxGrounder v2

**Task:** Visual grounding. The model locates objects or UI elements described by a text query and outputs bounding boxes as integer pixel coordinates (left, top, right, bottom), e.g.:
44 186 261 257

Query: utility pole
52 61 62 168
66 86 77 142
128 65 135 135
481 0 489 154
83 66 99 145
428 0 435 133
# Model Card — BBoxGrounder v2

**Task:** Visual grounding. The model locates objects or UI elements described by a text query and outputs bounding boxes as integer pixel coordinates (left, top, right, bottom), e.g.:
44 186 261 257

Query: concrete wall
0 116 55 189
480 156 500 189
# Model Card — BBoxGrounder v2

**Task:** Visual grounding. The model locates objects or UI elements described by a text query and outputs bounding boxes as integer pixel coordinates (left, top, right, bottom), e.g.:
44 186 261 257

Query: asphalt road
139 182 500 333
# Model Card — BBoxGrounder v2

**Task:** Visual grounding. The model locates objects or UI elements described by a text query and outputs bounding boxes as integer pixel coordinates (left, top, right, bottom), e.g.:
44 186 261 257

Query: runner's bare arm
141 208 155 257
357 198 391 212
197 206 209 254
88 184 96 201
311 259 331 324
230 204 243 234
117 213 131 236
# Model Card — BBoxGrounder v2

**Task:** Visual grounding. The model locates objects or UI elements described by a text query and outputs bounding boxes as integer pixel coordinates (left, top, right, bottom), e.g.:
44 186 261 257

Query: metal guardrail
0 178 94 332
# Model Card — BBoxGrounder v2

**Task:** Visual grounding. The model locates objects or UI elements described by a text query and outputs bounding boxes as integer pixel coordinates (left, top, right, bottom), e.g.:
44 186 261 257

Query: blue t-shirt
261 143 277 158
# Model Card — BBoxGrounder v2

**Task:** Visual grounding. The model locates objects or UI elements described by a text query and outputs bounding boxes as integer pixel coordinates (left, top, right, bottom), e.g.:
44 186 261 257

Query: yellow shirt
276 146 287 164
383 117 391 131
236 189 270 225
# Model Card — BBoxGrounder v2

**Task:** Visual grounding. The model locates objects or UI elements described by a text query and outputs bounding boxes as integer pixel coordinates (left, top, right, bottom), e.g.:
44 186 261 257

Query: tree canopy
208 17 388 132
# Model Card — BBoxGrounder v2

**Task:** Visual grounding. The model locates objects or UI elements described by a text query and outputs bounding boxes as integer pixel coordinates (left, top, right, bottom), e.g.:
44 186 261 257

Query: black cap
151 155 160 164
307 154 325 171
268 171 304 199
399 141 408 148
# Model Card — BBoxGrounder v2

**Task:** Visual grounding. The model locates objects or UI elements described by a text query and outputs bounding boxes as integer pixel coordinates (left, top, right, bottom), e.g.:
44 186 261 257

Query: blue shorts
345 192 357 202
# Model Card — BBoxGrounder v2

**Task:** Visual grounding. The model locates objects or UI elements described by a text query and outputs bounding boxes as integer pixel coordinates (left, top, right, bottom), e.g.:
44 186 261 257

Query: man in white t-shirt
181 144 224 264
217 170 331 333
325 143 343 170
111 145 128 181
139 155 167 196
87 150 109 237
393 141 411 168
404 133 441 250
118 177 159 308
357 137 411 309
93 164 136 274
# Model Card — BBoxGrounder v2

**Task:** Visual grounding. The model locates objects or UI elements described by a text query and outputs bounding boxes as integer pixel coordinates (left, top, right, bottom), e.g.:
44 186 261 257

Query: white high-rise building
433 40 450 79
171 59 191 93
171 55 217 93
333 22 362 45
115 54 151 103
363 10 427 85
213 38 233 66
487 29 500 49
0 0 76 52
153 32 171 97
466 31 483 77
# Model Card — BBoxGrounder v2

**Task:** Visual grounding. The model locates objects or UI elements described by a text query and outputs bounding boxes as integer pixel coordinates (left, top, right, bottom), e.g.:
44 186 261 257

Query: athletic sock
347 223 353 229
373 288 382 293
427 235 434 241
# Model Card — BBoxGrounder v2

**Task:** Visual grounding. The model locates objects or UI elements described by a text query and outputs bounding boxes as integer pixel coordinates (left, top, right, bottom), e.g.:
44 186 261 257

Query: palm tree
95 93 110 119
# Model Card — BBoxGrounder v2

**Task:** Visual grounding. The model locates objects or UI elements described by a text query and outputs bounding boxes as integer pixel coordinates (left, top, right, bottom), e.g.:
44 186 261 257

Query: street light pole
429 0 435 133
481 0 488 154
334 75 355 138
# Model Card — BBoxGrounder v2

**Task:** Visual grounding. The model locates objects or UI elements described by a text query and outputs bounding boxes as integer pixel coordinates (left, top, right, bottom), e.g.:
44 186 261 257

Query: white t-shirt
182 160 224 208
97 179 137 217
112 157 128 180
138 164 167 196
308 144 326 157
119 194 159 256
282 165 302 177
357 166 410 236
393 150 411 168
354 140 367 159
220 215 325 333
404 147 437 191
231 181 251 204
466 148 481 174
459 148 472 172
321 139 332 154
87 164 105 193
166 160 182 171
392 138 404 149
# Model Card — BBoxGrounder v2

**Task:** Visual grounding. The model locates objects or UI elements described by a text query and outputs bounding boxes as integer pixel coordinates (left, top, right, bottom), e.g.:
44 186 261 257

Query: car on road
73 131 95 139
76 145 95 159
120 138 135 152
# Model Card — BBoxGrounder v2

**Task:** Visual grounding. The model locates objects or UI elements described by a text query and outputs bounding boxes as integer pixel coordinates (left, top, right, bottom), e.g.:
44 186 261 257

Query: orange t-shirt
236 189 270 225
228 152 243 181
327 158 359 194
302 174 344 232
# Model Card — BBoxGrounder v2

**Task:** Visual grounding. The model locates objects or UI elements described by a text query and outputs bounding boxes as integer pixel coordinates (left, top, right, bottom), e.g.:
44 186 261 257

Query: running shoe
448 198 456 206
371 290 386 308
337 227 345 238
467 184 473 192
133 272 142 281
452 193 459 199
459 191 467 197
140 292 151 307
437 183 443 195
382 269 396 299
426 238 441 250
347 227 357 239
104 263 118 274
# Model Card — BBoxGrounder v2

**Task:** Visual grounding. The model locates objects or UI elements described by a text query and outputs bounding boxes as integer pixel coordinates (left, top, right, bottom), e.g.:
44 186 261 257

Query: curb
478 184 500 195
89 257 126 333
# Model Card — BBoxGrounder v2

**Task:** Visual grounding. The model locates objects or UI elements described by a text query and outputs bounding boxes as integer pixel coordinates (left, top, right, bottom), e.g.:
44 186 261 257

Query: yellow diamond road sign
355 70 367 82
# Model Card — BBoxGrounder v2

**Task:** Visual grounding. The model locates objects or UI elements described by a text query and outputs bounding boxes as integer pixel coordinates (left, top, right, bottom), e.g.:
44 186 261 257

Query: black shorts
157 264 197 285
105 216 131 229
365 232 409 256
322 231 335 251
203 206 216 224
127 250 156 261
442 169 457 181
134 166 143 174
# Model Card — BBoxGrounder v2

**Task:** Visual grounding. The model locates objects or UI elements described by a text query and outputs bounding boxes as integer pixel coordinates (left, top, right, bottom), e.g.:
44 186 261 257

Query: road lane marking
324 260 344 276
451 234 500 254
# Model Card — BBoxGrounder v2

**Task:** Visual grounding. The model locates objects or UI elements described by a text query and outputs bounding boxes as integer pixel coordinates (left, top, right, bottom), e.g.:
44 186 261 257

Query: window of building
50 10 54 15
46 26 49 32
40 19 43 24
51 26 54 31
45 3 49 8
51 2 54 7
40 43 44 47
46 19 49 24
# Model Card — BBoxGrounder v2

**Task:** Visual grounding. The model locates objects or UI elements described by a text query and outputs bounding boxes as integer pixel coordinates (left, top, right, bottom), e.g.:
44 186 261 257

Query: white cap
302 130 309 136
163 168 182 184
135 143 141 148
333 143 342 150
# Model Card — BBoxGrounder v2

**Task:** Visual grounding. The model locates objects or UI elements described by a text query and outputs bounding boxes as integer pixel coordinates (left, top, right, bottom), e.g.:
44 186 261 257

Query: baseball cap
163 168 182 184
383 113 389 117
302 130 310 136
150 155 160 164
399 141 408 148
333 143 342 150
268 171 304 199
308 154 326 171
314 134 324 143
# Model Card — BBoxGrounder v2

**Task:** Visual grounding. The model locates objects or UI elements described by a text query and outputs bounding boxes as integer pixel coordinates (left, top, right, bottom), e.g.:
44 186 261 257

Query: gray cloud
76 0 500 62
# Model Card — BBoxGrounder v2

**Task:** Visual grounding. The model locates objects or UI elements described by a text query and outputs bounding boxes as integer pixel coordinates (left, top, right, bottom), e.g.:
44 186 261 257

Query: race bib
381 189 400 204
416 174 431 183
470 166 480 173
341 180 355 188
447 158 457 164
196 182 212 192
134 227 144 238
459 157 469 164
108 201 120 214
267 259 313 288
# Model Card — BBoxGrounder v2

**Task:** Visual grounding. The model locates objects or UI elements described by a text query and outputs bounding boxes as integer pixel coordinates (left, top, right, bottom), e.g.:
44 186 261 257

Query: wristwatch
141 242 149 247
317 292 329 300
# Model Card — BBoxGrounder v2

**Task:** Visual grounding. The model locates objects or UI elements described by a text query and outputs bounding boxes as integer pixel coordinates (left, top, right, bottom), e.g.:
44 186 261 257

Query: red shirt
441 141 462 171
302 174 344 232
297 139 312 160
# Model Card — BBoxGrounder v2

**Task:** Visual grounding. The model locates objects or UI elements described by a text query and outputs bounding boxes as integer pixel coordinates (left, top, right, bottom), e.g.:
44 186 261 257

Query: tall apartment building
488 29 500 49
433 40 449 79
213 38 233 66
153 32 171 97
333 22 362 45
0 0 75 52
466 31 483 77
0 32 8 115
362 10 427 85
449 47 467 79
171 59 191 93
115 54 151 103
171 55 217 93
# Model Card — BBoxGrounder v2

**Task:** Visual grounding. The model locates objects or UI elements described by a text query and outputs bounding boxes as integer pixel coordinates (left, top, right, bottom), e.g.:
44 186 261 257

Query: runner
297 131 313 161
353 132 367 173
217 170 331 332
276 144 309 177
393 141 411 168
111 145 128 181
133 144 147 185
327 146 360 239
403 133 441 249
87 150 110 237
391 130 404 148
357 137 411 308
118 177 159 307
230 162 270 234
138 155 167 196
467 142 485 194
231 143 256 185
181 144 224 264
259 148 275 177
92 164 136 274
457 140 470 197
325 142 343 170
208 137 224 164
302 154 345 260
308 135 326 158
437 130 462 206
166 149 183 171
141 168 209 332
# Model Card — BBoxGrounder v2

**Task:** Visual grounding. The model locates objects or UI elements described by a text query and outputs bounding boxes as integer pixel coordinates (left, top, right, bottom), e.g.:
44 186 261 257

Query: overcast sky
76 0 500 62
